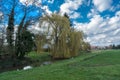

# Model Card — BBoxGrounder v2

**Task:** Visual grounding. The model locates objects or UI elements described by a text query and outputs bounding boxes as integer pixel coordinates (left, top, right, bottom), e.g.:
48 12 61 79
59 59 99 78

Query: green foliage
15 30 34 59
82 42 91 52
15 10 34 59
27 51 51 66
112 44 120 49
21 30 34 52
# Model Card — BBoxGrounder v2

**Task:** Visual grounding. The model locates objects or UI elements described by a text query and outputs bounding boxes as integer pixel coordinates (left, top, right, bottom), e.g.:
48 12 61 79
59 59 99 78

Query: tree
0 26 6 54
64 13 72 27
15 14 35 59
39 13 87 59
117 44 120 49
40 14 70 58
6 5 15 55
35 34 46 53
82 42 91 52
16 30 34 59
0 12 4 52
15 0 41 59
112 44 116 49
0 11 6 54
68 30 84 56
0 0 42 58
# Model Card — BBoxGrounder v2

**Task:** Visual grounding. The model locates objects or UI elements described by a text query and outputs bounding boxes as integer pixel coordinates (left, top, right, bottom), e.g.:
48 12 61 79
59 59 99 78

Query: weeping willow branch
38 13 90 59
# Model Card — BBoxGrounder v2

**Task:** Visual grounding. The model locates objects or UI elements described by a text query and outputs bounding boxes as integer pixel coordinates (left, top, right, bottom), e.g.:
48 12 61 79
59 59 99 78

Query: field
0 50 120 80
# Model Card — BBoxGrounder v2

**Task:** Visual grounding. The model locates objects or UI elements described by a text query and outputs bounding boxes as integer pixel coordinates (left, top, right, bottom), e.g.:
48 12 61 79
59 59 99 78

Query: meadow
0 50 120 80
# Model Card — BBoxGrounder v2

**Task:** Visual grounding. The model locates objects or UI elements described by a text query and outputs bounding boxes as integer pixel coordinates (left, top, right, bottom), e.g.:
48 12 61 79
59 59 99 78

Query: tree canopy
38 13 90 59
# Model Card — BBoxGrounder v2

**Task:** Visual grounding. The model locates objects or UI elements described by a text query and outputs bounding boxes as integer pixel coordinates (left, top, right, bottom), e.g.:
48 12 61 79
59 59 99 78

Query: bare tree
0 11 4 54
6 4 16 55
0 25 6 54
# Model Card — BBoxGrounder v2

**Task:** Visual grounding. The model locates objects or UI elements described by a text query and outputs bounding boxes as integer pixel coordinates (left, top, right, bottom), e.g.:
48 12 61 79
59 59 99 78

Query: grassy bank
0 50 120 80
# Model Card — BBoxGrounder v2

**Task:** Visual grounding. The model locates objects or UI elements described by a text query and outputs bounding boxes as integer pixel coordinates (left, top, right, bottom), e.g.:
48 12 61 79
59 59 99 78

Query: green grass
0 50 120 80
26 51 51 66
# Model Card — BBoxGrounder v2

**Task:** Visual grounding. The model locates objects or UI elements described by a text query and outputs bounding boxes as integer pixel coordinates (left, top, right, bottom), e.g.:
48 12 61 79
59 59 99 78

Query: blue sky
0 0 120 46
41 0 120 46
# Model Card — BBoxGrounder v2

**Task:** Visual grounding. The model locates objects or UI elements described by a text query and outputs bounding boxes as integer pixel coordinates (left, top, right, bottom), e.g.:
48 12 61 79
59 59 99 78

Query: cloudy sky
39 0 120 46
0 0 120 46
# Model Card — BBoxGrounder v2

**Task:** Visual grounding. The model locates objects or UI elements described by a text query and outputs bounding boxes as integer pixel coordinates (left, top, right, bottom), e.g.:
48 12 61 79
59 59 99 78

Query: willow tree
39 13 87 59
39 14 71 58
82 42 91 52
35 34 46 53
68 30 84 57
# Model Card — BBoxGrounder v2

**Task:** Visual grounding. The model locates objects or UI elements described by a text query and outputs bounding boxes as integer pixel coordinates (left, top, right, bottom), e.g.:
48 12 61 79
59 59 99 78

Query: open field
0 50 120 80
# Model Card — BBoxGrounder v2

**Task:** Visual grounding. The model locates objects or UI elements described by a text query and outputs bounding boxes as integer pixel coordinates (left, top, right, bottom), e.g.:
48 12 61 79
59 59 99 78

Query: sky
0 0 120 46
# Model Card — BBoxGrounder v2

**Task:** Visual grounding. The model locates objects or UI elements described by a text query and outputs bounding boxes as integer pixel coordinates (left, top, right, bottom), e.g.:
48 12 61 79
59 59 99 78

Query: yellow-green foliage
35 34 46 53
82 42 91 51
68 31 84 57
39 13 89 59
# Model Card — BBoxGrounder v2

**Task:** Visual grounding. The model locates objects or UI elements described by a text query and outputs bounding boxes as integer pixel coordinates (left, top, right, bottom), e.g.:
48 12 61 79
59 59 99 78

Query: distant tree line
112 44 120 49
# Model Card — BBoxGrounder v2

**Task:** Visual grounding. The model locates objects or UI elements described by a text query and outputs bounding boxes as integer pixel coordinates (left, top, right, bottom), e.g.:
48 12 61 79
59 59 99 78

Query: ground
0 50 120 80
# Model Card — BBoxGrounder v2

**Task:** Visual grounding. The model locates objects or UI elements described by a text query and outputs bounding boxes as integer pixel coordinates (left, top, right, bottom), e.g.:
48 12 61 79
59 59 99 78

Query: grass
0 50 120 80
26 51 51 66
0 51 50 72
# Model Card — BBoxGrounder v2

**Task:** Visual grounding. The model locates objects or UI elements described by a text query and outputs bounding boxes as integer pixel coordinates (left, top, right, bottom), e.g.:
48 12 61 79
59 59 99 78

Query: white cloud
48 0 54 4
87 9 98 18
110 4 120 12
0 12 3 21
0 12 3 16
87 0 91 6
74 10 120 46
19 0 42 7
92 0 112 12
113 29 120 35
116 11 120 16
60 0 83 18
42 6 52 15
28 22 43 34
108 11 120 27
70 12 80 19
20 0 33 5
28 21 53 35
